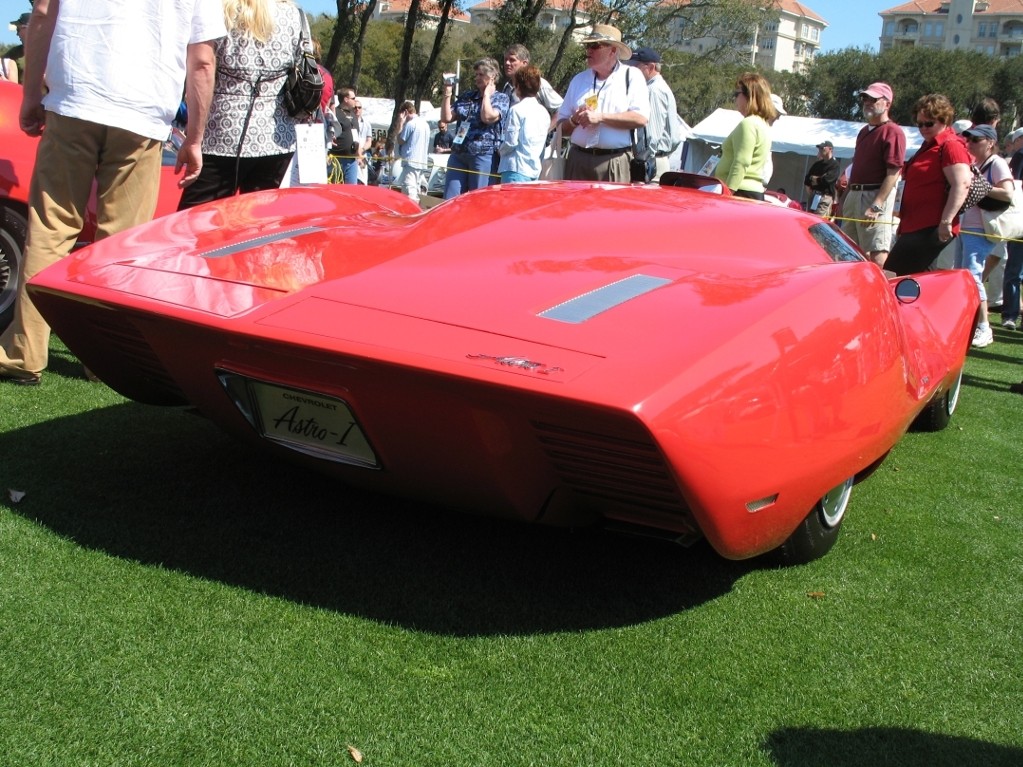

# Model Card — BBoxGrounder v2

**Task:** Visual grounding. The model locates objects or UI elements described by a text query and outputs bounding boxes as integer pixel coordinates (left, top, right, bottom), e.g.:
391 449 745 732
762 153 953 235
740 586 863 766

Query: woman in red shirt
886 94 973 276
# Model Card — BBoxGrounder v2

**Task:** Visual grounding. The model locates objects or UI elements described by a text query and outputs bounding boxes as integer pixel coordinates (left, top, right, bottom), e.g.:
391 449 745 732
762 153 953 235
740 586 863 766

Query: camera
443 73 458 86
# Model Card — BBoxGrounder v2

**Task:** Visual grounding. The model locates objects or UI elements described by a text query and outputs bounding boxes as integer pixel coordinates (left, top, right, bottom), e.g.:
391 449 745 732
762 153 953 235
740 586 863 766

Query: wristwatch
869 204 883 213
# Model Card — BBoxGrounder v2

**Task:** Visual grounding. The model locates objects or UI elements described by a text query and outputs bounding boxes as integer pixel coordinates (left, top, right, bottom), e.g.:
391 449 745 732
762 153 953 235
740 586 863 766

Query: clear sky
1 0 891 53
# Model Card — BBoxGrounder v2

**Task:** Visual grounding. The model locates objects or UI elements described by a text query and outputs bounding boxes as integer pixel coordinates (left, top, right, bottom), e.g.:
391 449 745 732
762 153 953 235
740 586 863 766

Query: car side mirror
894 278 921 304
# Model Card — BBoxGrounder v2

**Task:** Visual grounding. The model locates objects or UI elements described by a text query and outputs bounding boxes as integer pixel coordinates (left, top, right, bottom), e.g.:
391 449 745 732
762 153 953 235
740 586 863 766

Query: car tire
770 477 853 566
911 368 962 432
0 205 28 334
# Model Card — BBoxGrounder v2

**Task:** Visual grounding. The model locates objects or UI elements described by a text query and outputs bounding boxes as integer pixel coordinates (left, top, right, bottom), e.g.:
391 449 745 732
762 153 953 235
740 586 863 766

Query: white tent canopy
357 97 441 143
683 108 924 206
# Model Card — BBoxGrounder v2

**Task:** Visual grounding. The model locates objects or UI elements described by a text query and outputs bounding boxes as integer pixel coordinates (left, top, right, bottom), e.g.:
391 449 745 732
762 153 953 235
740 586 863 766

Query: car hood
59 184 836 344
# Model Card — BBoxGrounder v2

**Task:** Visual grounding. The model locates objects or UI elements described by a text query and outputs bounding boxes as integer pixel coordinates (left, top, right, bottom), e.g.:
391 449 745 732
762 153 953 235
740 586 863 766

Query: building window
979 22 987 37
989 23 999 37
811 28 819 41
924 22 933 36
936 22 944 37
885 21 895 36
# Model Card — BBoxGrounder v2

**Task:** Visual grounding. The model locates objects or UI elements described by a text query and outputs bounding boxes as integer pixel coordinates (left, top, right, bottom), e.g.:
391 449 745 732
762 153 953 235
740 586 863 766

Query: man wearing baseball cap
803 140 840 217
845 82 905 266
625 46 681 182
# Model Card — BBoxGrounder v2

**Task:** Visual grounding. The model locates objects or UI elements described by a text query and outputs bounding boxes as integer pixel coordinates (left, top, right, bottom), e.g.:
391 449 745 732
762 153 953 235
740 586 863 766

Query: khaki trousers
0 113 163 378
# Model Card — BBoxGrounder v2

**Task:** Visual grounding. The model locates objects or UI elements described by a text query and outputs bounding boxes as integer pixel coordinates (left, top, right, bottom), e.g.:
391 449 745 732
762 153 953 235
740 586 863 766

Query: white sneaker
972 325 994 348
1002 317 1018 330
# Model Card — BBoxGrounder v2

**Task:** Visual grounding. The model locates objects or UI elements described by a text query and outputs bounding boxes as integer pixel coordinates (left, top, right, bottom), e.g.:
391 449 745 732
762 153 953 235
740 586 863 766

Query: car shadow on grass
3 401 750 636
764 726 1023 767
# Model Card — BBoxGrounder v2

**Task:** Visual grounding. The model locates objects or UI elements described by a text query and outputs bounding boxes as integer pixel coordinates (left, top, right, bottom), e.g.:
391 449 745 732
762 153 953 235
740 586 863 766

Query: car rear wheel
911 368 962 432
0 206 28 334
771 477 853 566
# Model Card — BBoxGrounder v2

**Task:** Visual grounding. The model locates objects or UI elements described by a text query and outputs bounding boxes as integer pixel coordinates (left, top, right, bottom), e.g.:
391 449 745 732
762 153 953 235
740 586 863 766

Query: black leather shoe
3 375 41 386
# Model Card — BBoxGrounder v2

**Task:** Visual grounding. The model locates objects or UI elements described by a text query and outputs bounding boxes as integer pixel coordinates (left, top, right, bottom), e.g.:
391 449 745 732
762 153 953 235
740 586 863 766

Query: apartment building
880 0 1023 56
467 0 592 39
669 0 827 73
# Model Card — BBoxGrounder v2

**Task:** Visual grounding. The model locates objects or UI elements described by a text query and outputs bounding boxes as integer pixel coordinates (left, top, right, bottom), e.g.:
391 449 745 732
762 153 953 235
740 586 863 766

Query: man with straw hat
557 24 649 182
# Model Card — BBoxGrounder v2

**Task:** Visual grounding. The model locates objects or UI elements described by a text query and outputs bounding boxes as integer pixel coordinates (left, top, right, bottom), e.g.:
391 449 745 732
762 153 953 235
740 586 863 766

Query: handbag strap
296 6 313 55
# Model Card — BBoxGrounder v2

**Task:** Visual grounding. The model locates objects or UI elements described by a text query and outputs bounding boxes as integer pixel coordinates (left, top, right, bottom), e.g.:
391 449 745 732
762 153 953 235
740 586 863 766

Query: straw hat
579 24 632 60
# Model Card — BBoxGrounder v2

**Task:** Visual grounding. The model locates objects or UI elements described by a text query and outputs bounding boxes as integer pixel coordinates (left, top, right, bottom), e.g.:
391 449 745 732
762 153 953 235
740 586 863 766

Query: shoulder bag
938 142 992 216
281 7 324 120
539 124 564 181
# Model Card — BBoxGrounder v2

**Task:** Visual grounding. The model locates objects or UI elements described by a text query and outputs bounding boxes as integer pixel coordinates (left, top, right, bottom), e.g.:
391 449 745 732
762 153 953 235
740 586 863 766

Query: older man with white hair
624 46 680 182
557 25 649 182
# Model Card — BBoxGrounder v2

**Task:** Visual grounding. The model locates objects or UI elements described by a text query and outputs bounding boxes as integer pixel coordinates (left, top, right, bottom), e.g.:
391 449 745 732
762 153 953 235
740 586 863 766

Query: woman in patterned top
179 0 303 209
439 58 510 199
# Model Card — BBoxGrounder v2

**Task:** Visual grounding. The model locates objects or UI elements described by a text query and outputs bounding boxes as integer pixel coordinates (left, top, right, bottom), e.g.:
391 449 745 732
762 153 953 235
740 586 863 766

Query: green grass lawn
1 333 1021 766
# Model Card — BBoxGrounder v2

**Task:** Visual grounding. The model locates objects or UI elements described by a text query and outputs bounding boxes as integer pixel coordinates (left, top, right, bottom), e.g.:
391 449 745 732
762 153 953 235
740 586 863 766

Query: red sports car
27 180 978 564
0 80 182 332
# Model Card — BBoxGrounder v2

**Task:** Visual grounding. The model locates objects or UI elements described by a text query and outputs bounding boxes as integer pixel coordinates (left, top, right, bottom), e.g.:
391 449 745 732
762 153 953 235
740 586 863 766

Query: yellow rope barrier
830 213 1023 245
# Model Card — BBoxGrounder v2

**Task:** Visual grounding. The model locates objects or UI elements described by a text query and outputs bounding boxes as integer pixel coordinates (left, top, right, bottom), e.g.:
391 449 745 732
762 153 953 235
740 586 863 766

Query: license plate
249 381 378 468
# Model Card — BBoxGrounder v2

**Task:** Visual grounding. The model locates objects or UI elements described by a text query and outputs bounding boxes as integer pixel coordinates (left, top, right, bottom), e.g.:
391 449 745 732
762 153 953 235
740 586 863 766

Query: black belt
571 145 630 156
849 183 881 191
655 151 671 158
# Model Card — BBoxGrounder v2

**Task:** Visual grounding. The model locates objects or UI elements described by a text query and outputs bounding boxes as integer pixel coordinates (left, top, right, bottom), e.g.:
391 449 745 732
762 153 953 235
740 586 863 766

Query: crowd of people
1 8 1021 394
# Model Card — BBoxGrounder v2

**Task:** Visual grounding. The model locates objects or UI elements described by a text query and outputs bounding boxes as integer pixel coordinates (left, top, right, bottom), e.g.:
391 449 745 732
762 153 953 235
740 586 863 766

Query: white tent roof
688 108 923 160
358 96 440 137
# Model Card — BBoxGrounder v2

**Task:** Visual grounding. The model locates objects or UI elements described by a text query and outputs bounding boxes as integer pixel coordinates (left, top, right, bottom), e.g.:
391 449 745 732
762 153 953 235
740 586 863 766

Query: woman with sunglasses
885 94 972 280
713 73 778 200
957 123 1014 346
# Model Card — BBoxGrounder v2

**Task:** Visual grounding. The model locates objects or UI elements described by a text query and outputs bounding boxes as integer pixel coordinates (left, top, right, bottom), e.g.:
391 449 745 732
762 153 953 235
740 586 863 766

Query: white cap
952 119 972 135
770 94 786 115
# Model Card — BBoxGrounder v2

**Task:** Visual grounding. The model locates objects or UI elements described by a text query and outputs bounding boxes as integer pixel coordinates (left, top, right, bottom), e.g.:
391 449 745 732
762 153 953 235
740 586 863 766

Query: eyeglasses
916 120 936 129
732 90 746 99
584 42 609 51
860 95 880 104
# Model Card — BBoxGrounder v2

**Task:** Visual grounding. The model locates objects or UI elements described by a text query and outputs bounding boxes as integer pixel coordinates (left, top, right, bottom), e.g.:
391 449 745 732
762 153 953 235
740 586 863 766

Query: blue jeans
500 171 535 184
1004 240 1023 323
340 158 359 185
958 230 991 304
444 151 496 199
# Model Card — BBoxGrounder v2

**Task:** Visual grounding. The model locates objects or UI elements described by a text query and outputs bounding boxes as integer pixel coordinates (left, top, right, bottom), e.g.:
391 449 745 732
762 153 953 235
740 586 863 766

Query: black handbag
936 143 993 216
975 156 1011 211
625 68 652 183
281 8 323 120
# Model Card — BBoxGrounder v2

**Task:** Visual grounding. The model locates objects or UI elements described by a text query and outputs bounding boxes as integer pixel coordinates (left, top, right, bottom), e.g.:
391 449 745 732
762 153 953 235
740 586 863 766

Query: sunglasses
860 95 880 104
732 89 746 99
916 120 936 129
584 42 609 51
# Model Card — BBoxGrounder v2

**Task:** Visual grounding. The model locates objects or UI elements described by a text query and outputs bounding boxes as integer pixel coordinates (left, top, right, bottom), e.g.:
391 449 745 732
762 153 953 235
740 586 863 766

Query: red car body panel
28 181 978 560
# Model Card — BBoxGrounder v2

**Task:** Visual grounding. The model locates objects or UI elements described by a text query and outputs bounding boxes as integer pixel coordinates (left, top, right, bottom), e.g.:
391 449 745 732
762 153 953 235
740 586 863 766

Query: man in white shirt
556 25 649 182
0 0 225 386
396 100 430 201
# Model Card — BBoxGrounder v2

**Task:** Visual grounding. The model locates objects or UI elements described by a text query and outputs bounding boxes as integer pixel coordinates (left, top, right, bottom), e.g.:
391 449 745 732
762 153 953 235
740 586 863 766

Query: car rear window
808 222 866 263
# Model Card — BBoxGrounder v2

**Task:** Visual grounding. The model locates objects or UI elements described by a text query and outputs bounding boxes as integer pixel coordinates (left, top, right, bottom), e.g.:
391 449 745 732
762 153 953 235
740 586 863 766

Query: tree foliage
310 3 1023 138
797 46 1016 130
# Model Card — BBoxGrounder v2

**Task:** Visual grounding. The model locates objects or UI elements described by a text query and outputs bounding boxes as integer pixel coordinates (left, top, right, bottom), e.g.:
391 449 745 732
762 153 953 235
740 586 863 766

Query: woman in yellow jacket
715 73 778 200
